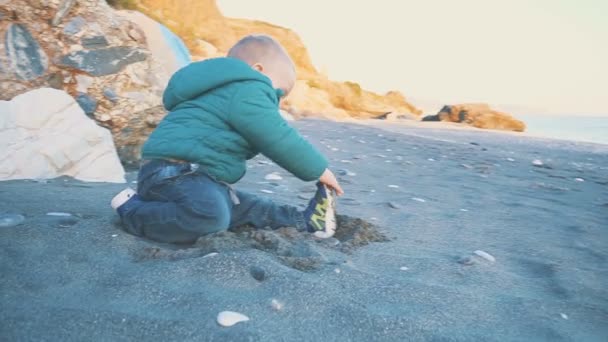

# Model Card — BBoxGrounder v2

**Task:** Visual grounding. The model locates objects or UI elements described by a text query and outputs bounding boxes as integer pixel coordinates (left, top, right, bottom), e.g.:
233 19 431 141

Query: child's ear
252 63 264 72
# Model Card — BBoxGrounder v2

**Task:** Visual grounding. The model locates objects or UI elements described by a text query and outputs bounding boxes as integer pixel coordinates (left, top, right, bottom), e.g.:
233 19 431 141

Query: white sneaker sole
110 188 137 210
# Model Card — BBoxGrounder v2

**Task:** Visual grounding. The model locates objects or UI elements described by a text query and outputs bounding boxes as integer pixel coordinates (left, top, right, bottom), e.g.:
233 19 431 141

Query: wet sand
1 119 607 341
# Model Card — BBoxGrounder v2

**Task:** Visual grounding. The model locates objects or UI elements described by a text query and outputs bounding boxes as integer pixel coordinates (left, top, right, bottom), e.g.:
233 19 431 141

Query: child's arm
229 85 336 186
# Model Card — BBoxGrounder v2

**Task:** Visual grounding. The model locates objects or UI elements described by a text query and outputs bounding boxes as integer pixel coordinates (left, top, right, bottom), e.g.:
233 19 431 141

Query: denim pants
120 160 308 244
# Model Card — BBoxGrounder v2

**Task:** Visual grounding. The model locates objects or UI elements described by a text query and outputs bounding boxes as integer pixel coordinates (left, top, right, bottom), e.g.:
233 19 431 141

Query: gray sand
1 119 607 341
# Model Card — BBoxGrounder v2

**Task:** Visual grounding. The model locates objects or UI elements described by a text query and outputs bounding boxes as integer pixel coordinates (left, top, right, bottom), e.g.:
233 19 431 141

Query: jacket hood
162 57 282 110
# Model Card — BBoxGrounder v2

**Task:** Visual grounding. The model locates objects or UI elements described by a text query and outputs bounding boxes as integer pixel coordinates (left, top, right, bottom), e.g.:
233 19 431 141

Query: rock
400 266 409 271
59 47 148 76
388 202 401 209
202 252 218 258
75 92 98 116
388 185 400 188
0 88 125 183
574 178 585 182
473 250 496 262
46 212 72 217
0 214 25 227
457 256 475 266
270 299 284 311
337 169 356 177
102 87 119 102
260 189 274 194
217 311 249 327
46 72 64 89
532 159 544 166
51 0 76 26
264 172 283 181
560 313 568 320
411 197 426 203
375 112 417 121
63 16 86 35
5 24 48 80
81 35 109 49
249 266 265 281
75 74 94 93
425 104 526 132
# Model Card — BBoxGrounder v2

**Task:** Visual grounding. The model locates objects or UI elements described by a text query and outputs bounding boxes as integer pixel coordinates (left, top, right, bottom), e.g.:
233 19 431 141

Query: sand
1 119 607 341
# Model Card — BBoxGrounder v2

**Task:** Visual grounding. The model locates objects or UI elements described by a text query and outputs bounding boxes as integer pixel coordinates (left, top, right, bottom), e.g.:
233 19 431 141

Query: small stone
103 88 119 103
270 299 284 311
560 313 568 320
461 164 473 169
75 93 98 116
81 35 109 49
473 250 496 262
59 47 148 76
386 149 392 152
0 214 25 227
51 0 76 26
46 212 72 217
56 217 78 228
69 44 83 53
63 16 86 35
340 160 353 164
75 74 94 93
260 189 274 194
217 311 249 327
331 147 339 151
337 169 356 176
202 252 218 258
99 114 111 121
264 173 282 181
388 185 399 188
458 256 475 265
400 266 409 271
506 158 515 162
388 202 401 209
334 268 341 274
411 197 426 203
532 159 544 167
428 158 436 162
250 266 265 281
574 178 584 182
460 208 469 212
111 234 118 237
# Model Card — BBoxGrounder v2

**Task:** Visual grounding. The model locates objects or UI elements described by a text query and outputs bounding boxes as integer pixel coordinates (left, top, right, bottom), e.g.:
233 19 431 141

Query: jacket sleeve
228 85 328 181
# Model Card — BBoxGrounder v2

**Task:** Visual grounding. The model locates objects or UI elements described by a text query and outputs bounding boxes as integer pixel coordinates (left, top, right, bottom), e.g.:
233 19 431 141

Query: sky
217 0 607 116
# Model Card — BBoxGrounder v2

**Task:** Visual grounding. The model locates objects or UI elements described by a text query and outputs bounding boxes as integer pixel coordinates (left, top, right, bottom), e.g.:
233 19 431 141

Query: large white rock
0 88 126 183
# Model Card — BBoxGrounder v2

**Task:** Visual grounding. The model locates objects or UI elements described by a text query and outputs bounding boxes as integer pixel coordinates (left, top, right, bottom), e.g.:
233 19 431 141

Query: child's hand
319 169 344 196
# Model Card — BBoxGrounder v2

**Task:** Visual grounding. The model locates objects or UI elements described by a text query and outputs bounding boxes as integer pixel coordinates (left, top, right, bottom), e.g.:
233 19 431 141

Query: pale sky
218 0 608 115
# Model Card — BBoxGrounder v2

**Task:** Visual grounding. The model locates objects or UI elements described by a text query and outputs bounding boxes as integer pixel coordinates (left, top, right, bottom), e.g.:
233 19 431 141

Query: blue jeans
120 160 308 244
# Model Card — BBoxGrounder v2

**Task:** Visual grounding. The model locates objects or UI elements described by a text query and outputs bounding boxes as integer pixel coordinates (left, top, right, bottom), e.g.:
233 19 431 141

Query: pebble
111 234 118 238
331 147 339 151
386 149 392 152
388 185 399 188
203 252 218 258
560 313 568 320
473 250 496 262
460 208 469 212
264 173 283 181
250 266 266 281
411 197 426 203
400 266 409 271
532 159 544 166
217 311 249 327
506 158 515 162
257 160 272 165
340 160 353 164
46 212 72 217
388 202 401 209
574 178 584 182
428 158 436 162
461 164 473 169
271 299 284 311
334 268 341 274
0 214 25 227
260 189 274 194
457 256 475 266
377 154 387 158
338 169 356 176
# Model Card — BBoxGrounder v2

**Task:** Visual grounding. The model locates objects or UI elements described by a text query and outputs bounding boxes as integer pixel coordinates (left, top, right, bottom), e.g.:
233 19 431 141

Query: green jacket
141 57 328 184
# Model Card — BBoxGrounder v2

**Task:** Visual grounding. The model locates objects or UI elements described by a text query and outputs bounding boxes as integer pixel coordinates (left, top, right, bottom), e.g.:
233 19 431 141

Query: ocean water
518 114 608 145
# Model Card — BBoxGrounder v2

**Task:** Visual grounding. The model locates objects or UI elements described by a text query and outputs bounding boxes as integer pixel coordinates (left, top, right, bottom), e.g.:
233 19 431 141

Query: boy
110 35 344 244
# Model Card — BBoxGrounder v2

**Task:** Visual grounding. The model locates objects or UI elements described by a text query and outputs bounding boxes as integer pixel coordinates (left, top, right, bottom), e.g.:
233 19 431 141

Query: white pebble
386 149 392 152
560 313 568 320
46 212 72 217
473 250 496 262
574 178 584 182
506 158 515 162
260 189 274 194
331 147 339 151
0 214 25 227
358 140 366 144
217 311 249 327
131 181 137 184
340 160 353 164
532 159 544 166
411 197 426 203
388 185 399 188
264 173 283 181
271 299 284 311
400 266 409 271
428 158 436 162
334 268 341 274
461 164 473 169
111 234 118 238
377 154 387 158
203 252 218 258
460 208 469 212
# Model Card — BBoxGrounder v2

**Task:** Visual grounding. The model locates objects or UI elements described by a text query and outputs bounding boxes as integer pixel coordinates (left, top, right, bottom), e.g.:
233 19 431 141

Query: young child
110 34 344 244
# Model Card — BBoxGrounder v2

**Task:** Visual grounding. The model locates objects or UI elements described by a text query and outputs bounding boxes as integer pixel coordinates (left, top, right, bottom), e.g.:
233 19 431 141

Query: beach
1 119 607 341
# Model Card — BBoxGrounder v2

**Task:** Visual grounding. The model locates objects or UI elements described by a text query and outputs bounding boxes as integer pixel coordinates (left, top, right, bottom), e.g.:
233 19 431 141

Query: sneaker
110 188 139 215
303 182 337 238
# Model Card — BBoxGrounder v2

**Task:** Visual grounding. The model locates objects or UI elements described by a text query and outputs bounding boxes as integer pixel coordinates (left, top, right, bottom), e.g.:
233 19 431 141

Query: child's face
253 62 296 98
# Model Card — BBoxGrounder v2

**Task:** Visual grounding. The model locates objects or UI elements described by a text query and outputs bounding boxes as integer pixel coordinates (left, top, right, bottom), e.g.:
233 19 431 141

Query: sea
517 114 608 145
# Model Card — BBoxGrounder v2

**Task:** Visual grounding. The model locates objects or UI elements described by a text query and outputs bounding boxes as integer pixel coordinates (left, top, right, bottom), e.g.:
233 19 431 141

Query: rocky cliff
116 0 422 119
422 104 526 132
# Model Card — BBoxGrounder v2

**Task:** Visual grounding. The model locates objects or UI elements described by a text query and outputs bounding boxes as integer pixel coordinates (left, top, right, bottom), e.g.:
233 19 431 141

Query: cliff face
128 0 422 119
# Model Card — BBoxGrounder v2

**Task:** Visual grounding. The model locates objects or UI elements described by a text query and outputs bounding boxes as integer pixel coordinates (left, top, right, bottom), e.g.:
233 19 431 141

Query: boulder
422 104 526 132
0 88 126 183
